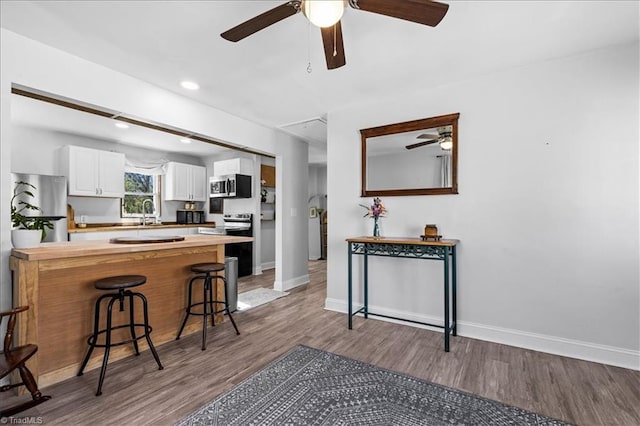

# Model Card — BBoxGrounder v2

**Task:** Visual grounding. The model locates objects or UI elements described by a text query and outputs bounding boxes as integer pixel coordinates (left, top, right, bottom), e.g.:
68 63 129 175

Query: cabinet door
98 151 125 197
214 158 253 176
67 147 100 196
213 159 230 177
191 165 207 201
63 146 124 197
261 165 276 187
165 162 191 201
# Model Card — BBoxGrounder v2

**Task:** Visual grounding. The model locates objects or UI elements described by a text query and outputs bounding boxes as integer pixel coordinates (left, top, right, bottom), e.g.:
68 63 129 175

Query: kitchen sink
109 236 185 244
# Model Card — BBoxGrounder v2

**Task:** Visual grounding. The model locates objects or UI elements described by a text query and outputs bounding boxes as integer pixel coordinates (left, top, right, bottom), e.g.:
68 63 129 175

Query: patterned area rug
176 345 571 426
236 288 289 311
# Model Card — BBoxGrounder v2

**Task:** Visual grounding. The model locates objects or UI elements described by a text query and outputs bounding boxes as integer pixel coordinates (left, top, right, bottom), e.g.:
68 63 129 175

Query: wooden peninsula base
10 235 252 389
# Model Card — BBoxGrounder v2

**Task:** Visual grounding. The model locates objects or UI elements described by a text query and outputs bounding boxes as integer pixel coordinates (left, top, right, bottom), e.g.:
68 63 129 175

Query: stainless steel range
222 213 253 277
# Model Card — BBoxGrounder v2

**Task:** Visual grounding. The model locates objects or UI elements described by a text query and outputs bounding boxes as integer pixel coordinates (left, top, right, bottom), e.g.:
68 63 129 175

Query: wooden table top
11 234 253 261
346 236 459 246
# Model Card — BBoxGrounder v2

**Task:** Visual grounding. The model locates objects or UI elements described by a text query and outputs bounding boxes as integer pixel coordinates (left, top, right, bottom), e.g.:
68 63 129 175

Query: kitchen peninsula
9 234 252 388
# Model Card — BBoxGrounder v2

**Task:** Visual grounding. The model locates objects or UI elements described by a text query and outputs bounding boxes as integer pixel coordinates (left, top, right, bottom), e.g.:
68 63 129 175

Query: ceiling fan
406 126 453 150
220 0 449 70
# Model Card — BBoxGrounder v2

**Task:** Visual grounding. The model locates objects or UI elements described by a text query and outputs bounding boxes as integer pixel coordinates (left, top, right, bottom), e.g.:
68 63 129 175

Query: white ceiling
2 1 638 160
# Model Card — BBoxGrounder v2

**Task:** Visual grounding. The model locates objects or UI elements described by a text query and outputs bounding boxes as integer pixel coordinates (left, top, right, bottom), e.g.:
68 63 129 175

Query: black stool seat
190 263 225 274
78 274 163 396
94 275 146 290
176 262 239 350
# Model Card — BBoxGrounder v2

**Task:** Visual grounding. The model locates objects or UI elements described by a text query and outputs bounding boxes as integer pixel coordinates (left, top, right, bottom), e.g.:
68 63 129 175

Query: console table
346 236 459 352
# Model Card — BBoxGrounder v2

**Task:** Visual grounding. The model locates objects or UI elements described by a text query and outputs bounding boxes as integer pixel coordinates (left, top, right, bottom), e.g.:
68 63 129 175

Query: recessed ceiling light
180 81 199 90
180 138 192 144
114 122 129 129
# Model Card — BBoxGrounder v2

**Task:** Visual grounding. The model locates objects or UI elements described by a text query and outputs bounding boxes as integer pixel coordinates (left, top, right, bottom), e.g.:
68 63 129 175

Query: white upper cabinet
61 145 125 197
213 158 253 176
191 165 207 201
165 162 206 202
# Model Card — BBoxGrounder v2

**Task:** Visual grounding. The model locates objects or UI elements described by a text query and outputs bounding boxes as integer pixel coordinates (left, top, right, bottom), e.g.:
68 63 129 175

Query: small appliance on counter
176 209 205 224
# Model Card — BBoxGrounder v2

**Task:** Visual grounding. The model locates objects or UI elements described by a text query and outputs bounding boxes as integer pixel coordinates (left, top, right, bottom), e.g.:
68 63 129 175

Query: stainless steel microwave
209 174 252 198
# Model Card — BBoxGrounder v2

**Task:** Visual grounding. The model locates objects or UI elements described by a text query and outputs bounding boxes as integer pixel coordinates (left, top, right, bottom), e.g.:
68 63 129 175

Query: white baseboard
324 298 640 371
261 261 275 271
274 274 309 292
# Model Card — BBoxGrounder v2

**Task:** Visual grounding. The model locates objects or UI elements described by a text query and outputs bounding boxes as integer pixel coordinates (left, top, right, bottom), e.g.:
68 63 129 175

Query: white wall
1 29 309 311
325 42 639 370
275 141 310 291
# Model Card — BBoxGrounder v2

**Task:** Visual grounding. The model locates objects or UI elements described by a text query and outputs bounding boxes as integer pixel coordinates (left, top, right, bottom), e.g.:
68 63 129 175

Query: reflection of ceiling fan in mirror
406 126 453 150
220 0 449 70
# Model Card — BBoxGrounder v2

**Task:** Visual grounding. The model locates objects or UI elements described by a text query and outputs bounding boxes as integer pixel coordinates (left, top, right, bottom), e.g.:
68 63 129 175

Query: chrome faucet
142 198 153 225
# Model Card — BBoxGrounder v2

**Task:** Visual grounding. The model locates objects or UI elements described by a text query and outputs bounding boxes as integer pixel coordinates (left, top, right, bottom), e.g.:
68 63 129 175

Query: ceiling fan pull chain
333 25 338 57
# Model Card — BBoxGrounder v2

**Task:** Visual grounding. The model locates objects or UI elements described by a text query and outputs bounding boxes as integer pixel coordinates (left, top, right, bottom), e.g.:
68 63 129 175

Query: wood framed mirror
361 113 459 197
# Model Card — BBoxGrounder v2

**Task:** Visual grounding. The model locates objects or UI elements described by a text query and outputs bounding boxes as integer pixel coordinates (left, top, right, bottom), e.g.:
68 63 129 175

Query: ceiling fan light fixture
303 0 345 28
439 135 453 150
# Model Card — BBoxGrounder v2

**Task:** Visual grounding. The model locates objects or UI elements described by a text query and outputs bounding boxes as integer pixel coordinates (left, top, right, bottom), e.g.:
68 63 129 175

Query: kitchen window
121 172 160 218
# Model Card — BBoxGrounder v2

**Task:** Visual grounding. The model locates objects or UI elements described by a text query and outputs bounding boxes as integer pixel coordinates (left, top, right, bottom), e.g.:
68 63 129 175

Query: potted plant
10 181 53 248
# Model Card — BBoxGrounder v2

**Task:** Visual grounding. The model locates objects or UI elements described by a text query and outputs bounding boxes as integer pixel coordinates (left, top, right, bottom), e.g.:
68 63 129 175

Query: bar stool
176 262 239 350
77 275 164 396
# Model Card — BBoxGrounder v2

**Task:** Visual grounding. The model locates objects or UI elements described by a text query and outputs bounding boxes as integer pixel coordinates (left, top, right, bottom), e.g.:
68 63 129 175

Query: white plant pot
11 229 42 249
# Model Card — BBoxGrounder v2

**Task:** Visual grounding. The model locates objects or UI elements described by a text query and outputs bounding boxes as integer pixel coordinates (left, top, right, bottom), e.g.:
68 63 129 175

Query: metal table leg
444 246 450 352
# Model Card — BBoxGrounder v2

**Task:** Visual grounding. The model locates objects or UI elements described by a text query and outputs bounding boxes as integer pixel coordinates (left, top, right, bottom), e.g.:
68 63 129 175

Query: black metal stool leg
136 293 163 370
96 295 117 396
176 277 196 340
128 291 140 356
78 293 109 376
208 274 216 327
201 276 209 350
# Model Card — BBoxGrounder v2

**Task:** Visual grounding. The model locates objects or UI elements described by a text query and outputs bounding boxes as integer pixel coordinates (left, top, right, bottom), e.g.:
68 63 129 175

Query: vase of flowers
360 197 387 237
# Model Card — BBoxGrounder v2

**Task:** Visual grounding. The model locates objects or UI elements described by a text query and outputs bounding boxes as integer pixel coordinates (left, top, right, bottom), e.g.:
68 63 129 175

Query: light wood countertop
68 223 218 233
11 234 252 261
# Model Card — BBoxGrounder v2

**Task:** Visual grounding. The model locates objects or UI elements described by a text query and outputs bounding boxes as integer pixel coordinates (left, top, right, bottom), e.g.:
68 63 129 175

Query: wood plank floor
2 260 639 425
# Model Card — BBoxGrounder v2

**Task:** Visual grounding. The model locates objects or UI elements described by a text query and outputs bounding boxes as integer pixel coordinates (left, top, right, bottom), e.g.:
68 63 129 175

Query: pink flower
360 197 387 219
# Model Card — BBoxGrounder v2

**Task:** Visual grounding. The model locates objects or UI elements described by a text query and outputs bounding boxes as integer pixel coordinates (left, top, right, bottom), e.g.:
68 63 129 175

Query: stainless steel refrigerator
10 173 68 242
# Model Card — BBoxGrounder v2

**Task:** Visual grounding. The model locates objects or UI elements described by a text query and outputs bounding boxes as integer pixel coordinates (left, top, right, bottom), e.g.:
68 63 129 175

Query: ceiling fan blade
321 21 346 70
416 133 439 140
351 0 449 27
221 1 301 42
406 140 437 150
